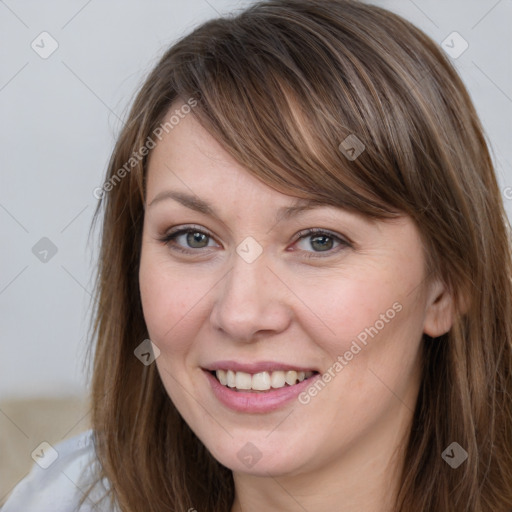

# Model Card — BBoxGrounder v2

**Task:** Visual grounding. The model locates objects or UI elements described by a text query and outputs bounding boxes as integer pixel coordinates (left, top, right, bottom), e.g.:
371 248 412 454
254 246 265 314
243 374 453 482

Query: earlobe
423 280 455 338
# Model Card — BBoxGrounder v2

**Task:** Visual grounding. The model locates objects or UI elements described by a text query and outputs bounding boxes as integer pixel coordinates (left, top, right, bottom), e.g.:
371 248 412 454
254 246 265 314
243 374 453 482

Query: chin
204 433 315 477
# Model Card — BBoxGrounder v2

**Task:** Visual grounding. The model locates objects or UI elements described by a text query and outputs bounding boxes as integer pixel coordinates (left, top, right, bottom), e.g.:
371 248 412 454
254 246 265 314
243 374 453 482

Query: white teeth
217 369 227 386
252 372 271 391
235 371 252 390
214 369 315 391
227 370 236 388
270 371 286 388
285 370 298 385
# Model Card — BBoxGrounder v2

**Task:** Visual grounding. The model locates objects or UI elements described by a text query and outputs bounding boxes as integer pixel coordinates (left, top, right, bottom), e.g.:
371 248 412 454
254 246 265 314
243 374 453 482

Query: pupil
187 232 208 248
311 235 332 251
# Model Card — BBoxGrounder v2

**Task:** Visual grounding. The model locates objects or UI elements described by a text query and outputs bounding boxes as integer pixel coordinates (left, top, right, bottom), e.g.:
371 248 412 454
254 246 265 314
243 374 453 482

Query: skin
139 104 455 511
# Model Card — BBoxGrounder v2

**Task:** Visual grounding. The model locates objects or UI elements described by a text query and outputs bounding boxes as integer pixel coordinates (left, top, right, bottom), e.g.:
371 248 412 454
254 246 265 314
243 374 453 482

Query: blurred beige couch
0 396 90 506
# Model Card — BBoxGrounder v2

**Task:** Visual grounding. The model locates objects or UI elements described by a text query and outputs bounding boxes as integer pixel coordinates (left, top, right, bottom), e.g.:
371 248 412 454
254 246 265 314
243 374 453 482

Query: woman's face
139 106 452 480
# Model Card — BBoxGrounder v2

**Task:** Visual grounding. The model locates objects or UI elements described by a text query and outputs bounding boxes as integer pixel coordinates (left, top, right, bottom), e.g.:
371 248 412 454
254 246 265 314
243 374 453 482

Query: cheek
292 271 407 345
139 250 211 351
292 259 426 382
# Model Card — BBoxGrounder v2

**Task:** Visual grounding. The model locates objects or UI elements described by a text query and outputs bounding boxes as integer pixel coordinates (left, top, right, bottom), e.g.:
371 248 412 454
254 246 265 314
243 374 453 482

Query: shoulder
1 430 116 512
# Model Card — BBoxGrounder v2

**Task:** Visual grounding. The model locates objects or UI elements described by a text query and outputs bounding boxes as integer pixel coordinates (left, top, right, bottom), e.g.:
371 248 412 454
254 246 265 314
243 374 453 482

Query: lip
203 369 320 414
202 360 318 373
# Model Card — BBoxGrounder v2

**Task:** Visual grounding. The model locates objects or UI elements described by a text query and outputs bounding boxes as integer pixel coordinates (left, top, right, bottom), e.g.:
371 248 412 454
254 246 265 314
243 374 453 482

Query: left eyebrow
276 198 334 222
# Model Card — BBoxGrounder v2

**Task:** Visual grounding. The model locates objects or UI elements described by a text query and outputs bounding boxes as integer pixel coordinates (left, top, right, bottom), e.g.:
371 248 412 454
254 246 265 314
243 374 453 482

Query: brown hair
88 1 512 510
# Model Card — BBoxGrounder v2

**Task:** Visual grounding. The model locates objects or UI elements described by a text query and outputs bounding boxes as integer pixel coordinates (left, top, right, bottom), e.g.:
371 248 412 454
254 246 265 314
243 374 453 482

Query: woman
4 0 511 510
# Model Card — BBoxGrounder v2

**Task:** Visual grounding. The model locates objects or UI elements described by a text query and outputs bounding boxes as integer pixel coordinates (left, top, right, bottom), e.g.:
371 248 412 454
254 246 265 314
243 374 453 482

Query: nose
209 251 293 342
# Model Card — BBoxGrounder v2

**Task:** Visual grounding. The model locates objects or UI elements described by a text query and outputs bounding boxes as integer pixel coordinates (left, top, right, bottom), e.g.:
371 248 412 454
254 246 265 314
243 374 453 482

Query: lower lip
203 370 320 413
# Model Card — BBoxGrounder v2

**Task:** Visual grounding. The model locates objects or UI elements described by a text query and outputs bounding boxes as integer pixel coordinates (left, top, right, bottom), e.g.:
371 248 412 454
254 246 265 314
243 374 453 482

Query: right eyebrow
148 190 215 216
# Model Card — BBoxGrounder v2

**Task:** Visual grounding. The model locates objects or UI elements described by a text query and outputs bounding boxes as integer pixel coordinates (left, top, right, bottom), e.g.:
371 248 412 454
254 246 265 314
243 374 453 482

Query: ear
423 279 455 337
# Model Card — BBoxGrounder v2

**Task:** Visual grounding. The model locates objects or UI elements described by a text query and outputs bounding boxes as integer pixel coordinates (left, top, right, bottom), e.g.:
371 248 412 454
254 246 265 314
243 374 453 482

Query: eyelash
158 225 352 258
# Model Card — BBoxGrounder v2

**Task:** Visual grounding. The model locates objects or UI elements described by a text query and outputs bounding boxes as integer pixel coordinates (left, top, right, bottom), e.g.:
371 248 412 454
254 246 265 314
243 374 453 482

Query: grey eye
309 234 334 252
186 231 210 248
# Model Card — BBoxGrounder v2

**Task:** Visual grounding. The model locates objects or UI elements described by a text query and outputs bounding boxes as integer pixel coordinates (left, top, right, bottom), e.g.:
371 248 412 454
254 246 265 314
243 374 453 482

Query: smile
203 364 321 413
213 369 316 392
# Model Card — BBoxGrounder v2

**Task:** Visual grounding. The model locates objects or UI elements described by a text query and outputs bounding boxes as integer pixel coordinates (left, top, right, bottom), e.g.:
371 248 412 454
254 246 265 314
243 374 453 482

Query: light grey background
1 0 511 399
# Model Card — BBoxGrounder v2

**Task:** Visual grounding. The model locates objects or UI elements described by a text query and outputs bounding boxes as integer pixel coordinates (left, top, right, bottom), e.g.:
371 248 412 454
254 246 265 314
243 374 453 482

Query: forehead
146 108 307 210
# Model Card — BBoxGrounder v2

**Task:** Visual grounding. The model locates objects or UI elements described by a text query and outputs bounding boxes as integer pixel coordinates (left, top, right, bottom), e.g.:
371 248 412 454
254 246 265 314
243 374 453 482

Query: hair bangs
166 16 405 220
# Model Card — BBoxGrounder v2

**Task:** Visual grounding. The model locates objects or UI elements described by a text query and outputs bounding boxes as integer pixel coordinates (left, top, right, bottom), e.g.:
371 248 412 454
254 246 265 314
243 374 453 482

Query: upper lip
202 360 318 373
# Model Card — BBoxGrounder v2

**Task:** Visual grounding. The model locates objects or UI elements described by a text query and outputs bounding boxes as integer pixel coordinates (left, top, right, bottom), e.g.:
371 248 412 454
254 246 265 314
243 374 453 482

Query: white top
2 430 117 512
